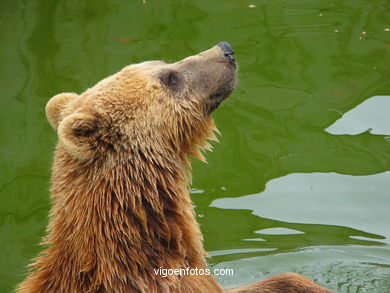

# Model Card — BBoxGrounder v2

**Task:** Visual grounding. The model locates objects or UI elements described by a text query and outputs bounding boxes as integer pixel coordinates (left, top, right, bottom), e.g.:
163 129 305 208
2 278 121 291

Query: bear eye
160 71 180 88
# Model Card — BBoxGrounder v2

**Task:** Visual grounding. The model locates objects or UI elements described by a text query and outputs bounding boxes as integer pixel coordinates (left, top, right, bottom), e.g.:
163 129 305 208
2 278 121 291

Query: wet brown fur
17 44 334 293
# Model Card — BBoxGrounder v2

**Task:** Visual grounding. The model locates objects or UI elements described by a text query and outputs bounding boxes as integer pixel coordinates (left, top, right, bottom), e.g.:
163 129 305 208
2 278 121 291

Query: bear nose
218 41 235 62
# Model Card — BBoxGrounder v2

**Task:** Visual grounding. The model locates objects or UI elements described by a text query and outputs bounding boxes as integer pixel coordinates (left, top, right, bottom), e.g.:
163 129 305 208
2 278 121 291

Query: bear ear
46 93 78 129
57 113 100 160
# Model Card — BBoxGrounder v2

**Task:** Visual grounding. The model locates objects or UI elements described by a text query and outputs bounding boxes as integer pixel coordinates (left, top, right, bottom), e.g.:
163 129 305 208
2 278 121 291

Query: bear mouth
206 84 235 115
209 87 232 101
206 66 237 115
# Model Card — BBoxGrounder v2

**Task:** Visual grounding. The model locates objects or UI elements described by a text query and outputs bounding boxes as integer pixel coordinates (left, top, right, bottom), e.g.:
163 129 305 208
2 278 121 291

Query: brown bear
17 42 333 293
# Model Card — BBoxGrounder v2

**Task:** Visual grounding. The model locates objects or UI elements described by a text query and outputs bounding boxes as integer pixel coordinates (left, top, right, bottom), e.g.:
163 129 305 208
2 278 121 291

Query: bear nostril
217 41 235 62
218 41 234 55
224 53 235 62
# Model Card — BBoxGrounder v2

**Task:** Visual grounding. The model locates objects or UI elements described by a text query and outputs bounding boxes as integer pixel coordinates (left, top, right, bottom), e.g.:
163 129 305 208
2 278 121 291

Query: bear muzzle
218 41 235 63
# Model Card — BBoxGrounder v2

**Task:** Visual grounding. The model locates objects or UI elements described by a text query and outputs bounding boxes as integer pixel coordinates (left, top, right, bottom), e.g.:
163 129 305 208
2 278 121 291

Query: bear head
45 42 237 163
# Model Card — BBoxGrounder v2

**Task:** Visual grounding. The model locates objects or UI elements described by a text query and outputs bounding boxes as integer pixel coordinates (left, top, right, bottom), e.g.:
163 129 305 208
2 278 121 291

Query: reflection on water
1 0 390 292
326 95 390 135
207 172 390 290
206 172 390 291
211 172 390 241
213 246 390 292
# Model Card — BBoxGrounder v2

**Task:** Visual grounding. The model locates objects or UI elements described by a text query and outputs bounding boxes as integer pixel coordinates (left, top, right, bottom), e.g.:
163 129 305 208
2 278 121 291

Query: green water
1 0 389 292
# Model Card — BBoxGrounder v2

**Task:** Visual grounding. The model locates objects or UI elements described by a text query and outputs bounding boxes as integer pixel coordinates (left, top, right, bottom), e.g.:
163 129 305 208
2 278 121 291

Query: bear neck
46 144 207 280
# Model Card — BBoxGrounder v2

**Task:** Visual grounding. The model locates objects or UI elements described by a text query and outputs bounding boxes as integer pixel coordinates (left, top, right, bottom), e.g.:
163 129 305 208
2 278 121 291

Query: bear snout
217 41 235 62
